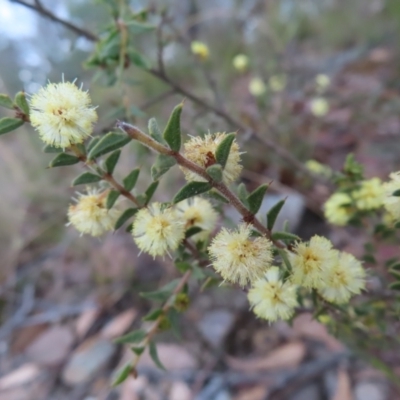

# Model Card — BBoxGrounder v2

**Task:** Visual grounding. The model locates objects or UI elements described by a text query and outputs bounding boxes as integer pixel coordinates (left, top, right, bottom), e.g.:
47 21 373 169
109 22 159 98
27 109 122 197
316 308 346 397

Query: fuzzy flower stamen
208 223 273 286
289 235 336 289
248 267 298 322
176 197 218 242
30 80 97 148
132 203 185 258
181 132 242 185
67 189 119 237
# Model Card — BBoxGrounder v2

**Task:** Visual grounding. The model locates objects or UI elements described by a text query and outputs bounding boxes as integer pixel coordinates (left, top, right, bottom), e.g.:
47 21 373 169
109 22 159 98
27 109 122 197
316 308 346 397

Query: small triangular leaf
140 279 180 302
106 190 120 209
392 189 400 197
267 199 286 230
237 183 249 207
105 150 121 174
72 172 102 186
131 346 145 356
247 184 269 214
145 181 159 204
163 103 183 151
149 341 166 370
14 91 30 116
114 208 139 230
389 281 400 291
173 182 212 204
143 309 163 321
88 132 131 160
123 168 140 191
206 164 223 182
148 117 166 144
151 154 176 181
215 133 236 168
42 144 63 153
0 117 24 135
49 153 80 167
114 329 146 344
0 94 14 109
271 231 300 242
112 363 132 387
185 226 203 238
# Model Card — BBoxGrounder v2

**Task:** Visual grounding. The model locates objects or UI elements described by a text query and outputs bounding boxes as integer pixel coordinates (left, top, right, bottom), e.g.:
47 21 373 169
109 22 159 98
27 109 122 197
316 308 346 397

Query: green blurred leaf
112 363 132 387
106 190 120 209
145 181 159 204
72 172 102 186
173 182 212 204
128 48 151 68
42 144 63 153
148 117 166 144
14 91 29 116
88 132 131 160
185 226 202 238
131 346 145 356
0 117 24 135
149 341 166 370
271 231 300 242
115 208 139 230
151 154 176 181
114 329 146 344
205 189 229 203
267 199 285 230
166 308 181 339
215 133 236 168
87 136 101 153
143 309 163 321
163 103 183 151
126 20 155 34
123 168 140 191
49 153 80 167
392 189 400 197
206 164 223 182
105 150 121 174
140 279 180 302
247 184 269 214
237 183 249 207
0 94 14 109
389 281 400 291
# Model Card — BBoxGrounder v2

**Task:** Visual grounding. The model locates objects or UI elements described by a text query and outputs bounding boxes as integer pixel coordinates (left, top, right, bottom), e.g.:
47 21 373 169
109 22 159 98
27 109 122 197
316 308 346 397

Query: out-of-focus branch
13 0 328 187
10 0 99 42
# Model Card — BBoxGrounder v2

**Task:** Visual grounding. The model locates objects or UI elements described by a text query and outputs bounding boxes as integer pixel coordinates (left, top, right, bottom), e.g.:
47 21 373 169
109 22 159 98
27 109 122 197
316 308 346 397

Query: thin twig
10 0 99 41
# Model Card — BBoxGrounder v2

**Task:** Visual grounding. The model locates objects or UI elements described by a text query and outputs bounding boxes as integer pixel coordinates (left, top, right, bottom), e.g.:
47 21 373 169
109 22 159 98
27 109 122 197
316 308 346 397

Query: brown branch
117 121 285 248
10 0 99 41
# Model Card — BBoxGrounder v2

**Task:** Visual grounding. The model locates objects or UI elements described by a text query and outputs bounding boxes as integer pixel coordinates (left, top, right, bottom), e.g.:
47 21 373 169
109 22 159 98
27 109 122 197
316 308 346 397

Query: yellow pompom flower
305 159 332 178
208 224 273 286
353 178 384 210
309 97 329 117
249 77 266 97
191 41 209 61
324 192 353 226
248 267 298 322
67 189 120 237
268 74 287 92
315 74 330 91
181 133 242 184
289 235 336 288
132 202 185 258
176 197 218 242
233 54 249 72
382 171 400 223
30 80 97 148
318 251 366 304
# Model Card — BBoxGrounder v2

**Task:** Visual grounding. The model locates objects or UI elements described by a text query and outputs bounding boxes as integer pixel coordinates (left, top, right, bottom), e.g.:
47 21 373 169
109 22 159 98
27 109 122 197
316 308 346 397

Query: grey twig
10 0 99 41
